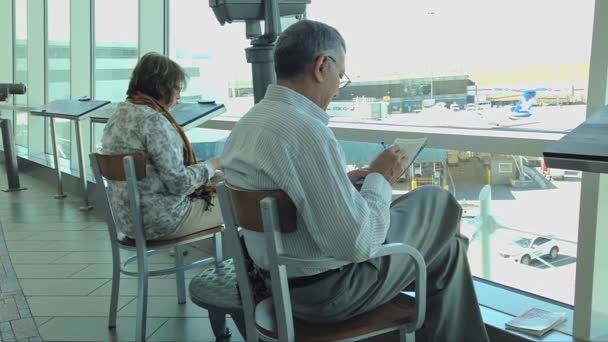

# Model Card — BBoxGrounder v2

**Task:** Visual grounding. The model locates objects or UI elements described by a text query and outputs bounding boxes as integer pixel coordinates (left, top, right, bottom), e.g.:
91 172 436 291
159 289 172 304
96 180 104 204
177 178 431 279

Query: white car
450 103 460 111
497 233 560 265
465 103 476 111
478 102 491 110
545 168 582 181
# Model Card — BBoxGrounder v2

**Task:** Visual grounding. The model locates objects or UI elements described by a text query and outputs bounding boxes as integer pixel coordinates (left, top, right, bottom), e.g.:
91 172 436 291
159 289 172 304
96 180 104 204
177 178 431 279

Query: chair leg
136 265 149 342
108 261 121 329
400 328 415 342
230 310 247 341
175 246 186 304
108 243 122 329
209 310 231 340
214 232 224 266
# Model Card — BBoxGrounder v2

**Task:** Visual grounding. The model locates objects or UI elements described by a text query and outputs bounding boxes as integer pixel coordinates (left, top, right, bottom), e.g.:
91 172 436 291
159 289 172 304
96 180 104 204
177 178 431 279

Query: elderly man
221 20 489 341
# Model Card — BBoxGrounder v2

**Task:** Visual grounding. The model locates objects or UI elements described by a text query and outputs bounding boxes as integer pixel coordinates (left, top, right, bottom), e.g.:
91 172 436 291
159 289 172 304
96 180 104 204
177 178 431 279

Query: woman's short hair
126 52 187 104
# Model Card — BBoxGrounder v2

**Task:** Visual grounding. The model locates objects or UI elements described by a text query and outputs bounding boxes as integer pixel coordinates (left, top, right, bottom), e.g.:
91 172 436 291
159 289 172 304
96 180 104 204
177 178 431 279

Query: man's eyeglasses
326 56 351 89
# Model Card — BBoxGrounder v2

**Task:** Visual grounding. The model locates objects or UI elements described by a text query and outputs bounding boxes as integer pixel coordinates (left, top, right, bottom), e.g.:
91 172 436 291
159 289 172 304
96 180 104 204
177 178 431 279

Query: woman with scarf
100 52 223 240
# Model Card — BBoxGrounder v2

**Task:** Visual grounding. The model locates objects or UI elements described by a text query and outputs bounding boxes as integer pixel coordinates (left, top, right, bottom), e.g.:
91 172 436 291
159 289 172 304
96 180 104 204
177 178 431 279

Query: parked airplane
509 88 555 120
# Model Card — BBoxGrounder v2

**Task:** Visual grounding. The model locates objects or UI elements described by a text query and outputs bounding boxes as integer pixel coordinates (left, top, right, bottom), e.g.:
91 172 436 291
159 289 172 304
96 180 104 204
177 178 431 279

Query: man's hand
368 145 407 184
347 168 370 183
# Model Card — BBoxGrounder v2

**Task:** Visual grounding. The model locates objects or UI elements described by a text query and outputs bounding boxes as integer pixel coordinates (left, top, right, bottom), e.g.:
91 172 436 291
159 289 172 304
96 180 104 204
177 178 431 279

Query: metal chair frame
217 182 427 342
90 152 223 341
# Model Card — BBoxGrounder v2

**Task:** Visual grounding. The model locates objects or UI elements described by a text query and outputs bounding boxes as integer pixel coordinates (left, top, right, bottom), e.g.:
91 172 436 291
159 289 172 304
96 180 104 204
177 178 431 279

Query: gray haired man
221 20 489 342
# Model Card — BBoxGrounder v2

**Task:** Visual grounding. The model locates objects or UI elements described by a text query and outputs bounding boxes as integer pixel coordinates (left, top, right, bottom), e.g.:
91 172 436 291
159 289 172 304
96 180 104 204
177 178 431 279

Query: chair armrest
278 242 426 330
371 242 426 331
278 243 425 270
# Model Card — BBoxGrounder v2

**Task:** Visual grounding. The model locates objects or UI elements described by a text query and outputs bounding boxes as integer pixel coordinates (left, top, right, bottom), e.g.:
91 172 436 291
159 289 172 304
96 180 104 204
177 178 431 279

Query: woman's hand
210 158 221 171
209 170 224 186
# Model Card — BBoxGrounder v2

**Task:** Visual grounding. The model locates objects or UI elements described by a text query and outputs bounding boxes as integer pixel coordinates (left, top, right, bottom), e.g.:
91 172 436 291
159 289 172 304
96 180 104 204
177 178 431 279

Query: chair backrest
93 152 147 181
225 185 297 233
89 151 148 245
217 182 302 341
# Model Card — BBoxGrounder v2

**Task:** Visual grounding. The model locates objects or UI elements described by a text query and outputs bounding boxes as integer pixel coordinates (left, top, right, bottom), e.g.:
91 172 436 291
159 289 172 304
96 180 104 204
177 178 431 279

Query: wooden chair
216 182 427 342
89 152 225 342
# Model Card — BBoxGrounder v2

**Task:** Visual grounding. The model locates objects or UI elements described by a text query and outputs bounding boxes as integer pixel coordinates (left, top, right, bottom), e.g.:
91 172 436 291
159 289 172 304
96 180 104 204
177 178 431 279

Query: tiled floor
0 168 243 342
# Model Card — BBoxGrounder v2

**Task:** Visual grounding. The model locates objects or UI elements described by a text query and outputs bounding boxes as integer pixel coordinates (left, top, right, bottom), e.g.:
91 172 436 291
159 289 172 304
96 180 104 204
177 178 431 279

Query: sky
15 0 597 86
307 0 595 84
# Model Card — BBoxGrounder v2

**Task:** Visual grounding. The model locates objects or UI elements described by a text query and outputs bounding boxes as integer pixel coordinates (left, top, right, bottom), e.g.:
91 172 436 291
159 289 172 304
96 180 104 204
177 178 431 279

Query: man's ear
312 55 328 83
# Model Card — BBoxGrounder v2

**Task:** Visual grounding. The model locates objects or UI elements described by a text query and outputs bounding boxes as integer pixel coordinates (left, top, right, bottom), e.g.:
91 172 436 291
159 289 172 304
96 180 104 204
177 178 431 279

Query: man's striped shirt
221 84 393 276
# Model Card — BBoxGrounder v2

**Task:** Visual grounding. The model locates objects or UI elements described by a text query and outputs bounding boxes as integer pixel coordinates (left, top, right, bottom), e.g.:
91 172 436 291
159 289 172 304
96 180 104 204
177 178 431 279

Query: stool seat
189 259 242 314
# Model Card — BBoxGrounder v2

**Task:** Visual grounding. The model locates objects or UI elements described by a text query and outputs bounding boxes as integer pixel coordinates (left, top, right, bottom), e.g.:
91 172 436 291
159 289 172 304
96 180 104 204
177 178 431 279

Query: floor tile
89 278 180 297
5 241 52 252
69 263 174 279
51 251 190 264
38 316 168 341
3 231 35 241
0 167 235 342
52 252 114 264
163 265 208 279
10 317 38 340
8 251 70 264
0 200 84 209
32 316 53 328
147 317 244 342
19 278 109 296
43 239 112 252
2 222 93 232
2 213 98 224
27 296 134 317
118 296 208 318
0 205 88 216
121 248 215 265
13 264 88 278
23 231 107 241
188 239 214 253
0 298 20 321
81 222 110 231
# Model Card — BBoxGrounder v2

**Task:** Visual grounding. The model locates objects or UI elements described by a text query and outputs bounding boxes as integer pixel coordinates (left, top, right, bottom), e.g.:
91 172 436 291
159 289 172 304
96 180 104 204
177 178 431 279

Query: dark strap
257 266 343 289
287 267 343 289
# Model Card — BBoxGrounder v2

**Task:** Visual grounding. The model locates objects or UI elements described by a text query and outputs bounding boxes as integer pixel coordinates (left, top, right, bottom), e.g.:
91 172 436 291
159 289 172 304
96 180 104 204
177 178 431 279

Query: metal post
0 119 27 192
245 0 280 104
74 120 92 210
478 185 497 280
246 45 276 104
475 84 479 110
49 116 67 199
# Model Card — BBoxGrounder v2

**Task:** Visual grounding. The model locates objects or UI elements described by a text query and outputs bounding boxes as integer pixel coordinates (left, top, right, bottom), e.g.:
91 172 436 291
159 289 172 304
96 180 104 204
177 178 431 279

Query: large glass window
46 0 71 159
446 150 579 305
307 0 594 136
14 0 28 148
301 0 591 304
94 0 138 102
169 0 299 114
339 142 580 304
169 0 252 113
47 0 70 102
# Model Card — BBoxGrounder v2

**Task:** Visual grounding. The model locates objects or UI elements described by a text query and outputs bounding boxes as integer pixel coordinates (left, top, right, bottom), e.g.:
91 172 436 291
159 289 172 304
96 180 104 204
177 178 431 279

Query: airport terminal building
331 75 475 113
